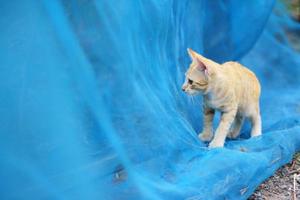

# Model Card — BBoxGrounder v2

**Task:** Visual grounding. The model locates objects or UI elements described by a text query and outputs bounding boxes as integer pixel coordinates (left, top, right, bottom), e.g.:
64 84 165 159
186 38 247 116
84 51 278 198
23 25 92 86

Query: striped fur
182 48 261 148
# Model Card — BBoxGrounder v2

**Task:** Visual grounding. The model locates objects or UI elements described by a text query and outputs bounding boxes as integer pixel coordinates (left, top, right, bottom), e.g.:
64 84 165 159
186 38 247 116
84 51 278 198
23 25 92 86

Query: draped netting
1 0 300 199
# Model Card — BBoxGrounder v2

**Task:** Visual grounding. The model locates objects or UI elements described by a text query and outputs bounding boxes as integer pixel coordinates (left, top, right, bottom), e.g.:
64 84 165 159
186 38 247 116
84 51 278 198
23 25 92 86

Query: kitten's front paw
208 140 224 148
227 131 239 139
251 132 261 137
199 132 213 142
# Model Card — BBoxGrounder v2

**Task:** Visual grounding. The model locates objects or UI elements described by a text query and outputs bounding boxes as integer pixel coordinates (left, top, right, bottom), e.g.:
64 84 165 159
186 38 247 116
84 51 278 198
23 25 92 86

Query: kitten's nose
182 87 186 92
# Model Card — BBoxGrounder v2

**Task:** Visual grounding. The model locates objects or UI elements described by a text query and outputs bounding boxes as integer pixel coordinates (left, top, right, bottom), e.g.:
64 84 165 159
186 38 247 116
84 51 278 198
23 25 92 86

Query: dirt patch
249 153 300 200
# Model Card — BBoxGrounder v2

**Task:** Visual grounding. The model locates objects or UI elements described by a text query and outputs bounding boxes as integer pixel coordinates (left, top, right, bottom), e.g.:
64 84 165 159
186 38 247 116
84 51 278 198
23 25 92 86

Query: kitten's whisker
191 96 195 105
188 96 192 104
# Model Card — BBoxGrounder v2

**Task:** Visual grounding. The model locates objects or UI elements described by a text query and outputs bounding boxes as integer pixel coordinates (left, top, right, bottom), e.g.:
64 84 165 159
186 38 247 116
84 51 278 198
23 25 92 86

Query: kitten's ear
187 48 209 75
195 57 209 76
187 48 198 61
187 48 219 77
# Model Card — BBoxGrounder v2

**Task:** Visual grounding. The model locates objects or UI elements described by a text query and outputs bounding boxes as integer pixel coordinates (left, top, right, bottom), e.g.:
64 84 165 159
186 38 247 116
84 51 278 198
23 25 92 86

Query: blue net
1 0 300 199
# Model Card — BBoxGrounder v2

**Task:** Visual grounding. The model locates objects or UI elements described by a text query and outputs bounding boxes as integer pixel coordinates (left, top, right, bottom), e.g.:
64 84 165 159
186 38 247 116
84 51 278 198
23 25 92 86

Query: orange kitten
182 48 261 148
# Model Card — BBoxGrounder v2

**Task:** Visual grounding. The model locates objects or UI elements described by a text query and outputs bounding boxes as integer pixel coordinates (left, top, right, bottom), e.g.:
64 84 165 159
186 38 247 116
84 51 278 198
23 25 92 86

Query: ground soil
249 153 300 200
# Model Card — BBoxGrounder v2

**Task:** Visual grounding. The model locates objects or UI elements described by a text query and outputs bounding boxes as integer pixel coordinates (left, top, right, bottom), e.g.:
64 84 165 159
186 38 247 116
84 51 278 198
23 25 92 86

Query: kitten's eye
188 79 193 84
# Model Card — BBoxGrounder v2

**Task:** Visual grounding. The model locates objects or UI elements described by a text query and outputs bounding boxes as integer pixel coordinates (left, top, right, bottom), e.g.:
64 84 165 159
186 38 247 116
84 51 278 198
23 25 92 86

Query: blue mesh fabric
1 0 300 199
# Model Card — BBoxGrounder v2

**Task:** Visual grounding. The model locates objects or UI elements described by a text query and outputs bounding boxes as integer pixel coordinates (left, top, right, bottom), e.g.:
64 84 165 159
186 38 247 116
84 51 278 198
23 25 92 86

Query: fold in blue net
1 0 300 199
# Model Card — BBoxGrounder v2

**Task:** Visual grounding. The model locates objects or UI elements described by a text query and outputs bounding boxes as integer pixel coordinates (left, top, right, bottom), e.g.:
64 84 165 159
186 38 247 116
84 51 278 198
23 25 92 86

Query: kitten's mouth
186 90 200 96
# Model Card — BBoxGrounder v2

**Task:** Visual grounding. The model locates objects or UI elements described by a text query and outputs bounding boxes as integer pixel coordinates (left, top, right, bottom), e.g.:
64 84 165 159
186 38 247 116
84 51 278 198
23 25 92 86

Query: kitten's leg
250 112 262 137
209 109 237 148
227 115 244 139
199 107 215 142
